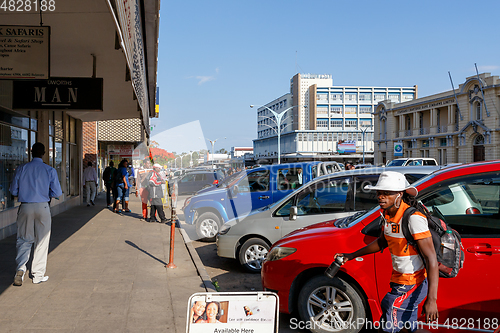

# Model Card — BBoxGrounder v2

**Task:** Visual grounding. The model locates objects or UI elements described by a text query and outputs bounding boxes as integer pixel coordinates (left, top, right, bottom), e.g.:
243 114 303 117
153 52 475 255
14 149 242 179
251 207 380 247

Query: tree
216 148 228 154
150 147 175 166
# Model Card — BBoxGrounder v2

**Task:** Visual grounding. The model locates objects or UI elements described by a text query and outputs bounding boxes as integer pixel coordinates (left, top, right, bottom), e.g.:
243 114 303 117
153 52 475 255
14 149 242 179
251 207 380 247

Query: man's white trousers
15 202 51 280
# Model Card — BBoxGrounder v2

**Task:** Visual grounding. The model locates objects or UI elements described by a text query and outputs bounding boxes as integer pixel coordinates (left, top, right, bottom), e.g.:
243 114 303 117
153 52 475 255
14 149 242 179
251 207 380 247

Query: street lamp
206 138 226 169
360 125 373 164
189 151 198 167
250 104 305 164
179 153 188 168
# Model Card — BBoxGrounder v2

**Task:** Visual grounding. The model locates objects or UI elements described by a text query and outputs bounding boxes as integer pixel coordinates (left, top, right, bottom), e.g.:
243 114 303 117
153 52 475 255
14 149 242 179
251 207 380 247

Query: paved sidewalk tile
0 193 206 332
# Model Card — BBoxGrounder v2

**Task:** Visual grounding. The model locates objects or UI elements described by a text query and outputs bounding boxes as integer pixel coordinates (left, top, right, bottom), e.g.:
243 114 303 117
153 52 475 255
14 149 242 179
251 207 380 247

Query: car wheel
298 275 365 333
195 212 221 241
239 238 270 273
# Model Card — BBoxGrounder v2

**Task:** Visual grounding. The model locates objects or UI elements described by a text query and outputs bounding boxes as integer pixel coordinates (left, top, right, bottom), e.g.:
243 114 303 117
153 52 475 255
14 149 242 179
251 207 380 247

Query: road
175 194 306 333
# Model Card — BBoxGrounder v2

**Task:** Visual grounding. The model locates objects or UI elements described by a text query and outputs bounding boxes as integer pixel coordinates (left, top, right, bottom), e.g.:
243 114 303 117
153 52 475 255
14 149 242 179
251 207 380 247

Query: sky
151 0 500 155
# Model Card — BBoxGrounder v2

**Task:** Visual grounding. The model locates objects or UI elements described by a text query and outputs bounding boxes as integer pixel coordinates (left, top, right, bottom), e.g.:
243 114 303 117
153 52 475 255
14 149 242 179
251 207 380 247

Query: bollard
166 179 178 269
166 206 177 268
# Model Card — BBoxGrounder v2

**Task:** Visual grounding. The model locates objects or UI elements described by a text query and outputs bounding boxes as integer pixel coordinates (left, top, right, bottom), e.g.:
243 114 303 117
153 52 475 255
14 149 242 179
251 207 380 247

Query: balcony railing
455 123 459 131
404 130 413 137
395 132 399 138
418 128 430 135
437 125 448 133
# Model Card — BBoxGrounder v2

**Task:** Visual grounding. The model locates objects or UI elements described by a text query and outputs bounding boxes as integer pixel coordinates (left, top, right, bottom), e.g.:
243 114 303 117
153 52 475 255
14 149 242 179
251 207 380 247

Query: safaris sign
0 25 50 79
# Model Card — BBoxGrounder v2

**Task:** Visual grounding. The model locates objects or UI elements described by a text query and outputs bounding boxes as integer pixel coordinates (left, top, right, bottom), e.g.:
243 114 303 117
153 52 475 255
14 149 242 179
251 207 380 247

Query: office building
253 73 417 163
374 72 500 165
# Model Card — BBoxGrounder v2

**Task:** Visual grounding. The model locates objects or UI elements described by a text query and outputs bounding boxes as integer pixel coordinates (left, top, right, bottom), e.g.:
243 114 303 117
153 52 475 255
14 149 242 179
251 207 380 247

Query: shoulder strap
401 206 418 249
401 206 429 265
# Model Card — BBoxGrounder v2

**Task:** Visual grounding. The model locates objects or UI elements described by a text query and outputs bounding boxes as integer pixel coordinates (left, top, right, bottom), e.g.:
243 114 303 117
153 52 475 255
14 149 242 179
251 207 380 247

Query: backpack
401 205 464 278
114 168 124 184
103 167 114 184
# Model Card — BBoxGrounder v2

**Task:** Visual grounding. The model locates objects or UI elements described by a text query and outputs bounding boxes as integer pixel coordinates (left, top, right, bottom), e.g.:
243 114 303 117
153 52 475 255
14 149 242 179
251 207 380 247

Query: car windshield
334 210 369 228
386 159 405 166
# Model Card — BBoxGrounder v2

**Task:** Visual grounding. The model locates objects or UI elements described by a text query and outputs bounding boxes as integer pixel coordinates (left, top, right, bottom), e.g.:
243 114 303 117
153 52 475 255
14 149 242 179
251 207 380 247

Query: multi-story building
253 73 417 163
374 72 500 165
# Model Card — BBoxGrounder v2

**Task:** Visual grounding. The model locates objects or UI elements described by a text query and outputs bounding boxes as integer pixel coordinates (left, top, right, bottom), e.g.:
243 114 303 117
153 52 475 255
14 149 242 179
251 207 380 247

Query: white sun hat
364 171 418 197
153 163 162 168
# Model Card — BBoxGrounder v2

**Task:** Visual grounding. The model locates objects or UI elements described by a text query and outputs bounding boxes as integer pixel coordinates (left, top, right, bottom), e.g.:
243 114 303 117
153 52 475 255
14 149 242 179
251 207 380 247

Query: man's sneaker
13 270 24 286
91 200 95 206
87 204 90 207
33 276 49 284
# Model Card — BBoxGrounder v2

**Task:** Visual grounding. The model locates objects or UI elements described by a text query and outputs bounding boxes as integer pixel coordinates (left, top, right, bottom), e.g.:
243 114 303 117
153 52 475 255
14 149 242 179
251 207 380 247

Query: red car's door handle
466 244 500 255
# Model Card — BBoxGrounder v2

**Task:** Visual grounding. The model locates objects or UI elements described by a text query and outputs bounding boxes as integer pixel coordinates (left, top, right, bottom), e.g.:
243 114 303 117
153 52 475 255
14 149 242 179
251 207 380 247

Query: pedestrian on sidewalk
102 161 116 207
148 163 167 223
83 161 98 206
114 159 130 213
137 158 152 220
9 142 62 286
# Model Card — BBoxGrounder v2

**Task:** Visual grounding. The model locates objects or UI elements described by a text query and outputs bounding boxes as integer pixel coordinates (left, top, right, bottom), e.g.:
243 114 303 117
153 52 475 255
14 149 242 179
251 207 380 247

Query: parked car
261 160 500 333
386 157 438 166
182 162 341 239
217 166 440 272
173 170 225 195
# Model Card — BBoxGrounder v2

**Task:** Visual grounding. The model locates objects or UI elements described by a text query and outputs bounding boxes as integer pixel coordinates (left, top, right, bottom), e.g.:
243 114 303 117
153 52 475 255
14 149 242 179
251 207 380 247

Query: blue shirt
9 158 63 203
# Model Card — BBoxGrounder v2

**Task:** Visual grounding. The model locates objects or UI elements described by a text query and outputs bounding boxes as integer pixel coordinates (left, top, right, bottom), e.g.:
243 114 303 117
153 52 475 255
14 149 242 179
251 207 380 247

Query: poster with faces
187 292 278 333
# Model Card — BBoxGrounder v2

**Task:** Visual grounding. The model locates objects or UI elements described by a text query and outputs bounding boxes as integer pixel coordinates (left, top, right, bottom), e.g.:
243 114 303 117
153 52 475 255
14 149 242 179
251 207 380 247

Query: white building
253 73 417 163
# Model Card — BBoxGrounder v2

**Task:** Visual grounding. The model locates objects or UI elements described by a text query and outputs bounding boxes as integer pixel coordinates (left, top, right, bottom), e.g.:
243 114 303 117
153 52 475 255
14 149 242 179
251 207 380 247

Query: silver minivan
216 166 442 273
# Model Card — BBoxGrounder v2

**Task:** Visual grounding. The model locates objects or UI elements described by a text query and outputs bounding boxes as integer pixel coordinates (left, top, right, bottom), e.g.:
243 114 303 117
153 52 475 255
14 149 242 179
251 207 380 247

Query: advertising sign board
0 25 50 79
337 140 356 154
186 292 278 333
12 77 103 110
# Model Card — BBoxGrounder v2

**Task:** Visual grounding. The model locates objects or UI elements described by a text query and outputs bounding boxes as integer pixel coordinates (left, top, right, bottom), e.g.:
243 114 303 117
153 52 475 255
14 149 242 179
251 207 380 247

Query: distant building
374 72 500 165
230 147 253 158
230 147 253 169
253 73 417 163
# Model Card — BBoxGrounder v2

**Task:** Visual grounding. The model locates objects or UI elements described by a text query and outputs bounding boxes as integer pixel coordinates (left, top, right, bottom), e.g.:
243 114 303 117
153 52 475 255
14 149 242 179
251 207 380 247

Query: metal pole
211 141 215 168
475 63 490 117
167 180 177 269
277 123 281 164
448 71 463 121
166 213 177 268
362 130 366 164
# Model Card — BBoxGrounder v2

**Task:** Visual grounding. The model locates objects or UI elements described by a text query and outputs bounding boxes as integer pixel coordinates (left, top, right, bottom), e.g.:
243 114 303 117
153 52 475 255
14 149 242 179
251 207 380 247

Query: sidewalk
0 192 210 332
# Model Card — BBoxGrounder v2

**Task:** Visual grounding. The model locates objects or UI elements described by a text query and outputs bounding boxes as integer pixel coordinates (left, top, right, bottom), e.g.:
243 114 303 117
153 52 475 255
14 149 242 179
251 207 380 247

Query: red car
262 161 500 333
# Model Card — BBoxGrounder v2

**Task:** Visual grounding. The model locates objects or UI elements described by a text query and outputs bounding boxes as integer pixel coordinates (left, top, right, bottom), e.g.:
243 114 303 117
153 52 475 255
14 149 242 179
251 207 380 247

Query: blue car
182 162 342 239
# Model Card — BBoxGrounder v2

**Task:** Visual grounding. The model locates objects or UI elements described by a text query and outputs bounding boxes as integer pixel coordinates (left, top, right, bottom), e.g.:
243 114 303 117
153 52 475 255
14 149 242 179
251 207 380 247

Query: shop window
0 121 31 211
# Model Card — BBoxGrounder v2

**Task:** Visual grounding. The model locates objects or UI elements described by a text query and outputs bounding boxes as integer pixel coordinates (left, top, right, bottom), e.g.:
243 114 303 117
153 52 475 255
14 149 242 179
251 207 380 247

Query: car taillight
213 179 219 185
465 207 481 214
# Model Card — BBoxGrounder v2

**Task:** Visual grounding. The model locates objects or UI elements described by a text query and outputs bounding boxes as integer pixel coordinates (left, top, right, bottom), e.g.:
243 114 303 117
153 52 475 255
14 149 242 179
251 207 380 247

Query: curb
176 221 217 292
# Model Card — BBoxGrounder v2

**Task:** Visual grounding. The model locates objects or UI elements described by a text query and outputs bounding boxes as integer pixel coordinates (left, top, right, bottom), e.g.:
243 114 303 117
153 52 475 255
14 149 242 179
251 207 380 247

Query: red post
166 207 177 268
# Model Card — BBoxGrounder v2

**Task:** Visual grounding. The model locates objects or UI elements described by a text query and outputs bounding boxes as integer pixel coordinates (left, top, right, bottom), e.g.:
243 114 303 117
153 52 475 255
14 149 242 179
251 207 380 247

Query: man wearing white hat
335 171 438 332
148 163 167 223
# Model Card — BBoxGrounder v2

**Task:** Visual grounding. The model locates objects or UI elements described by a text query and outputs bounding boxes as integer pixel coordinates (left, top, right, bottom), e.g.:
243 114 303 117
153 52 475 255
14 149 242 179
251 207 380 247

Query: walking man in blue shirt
9 142 62 286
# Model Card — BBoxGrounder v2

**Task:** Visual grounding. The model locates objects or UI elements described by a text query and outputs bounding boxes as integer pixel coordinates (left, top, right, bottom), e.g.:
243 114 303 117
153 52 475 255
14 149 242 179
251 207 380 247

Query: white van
386 157 438 166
